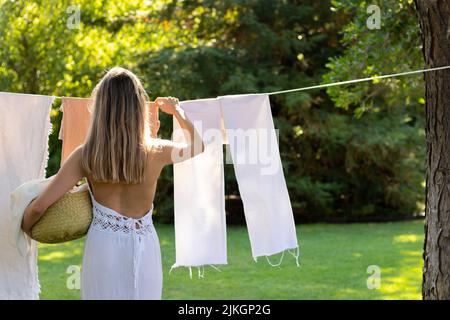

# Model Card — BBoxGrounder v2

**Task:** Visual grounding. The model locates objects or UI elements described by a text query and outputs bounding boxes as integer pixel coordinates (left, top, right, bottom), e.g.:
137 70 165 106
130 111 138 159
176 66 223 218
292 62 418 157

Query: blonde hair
81 67 153 184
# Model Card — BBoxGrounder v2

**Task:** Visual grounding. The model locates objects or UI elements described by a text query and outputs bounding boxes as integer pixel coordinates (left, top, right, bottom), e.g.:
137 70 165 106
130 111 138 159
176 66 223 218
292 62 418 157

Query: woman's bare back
86 147 165 219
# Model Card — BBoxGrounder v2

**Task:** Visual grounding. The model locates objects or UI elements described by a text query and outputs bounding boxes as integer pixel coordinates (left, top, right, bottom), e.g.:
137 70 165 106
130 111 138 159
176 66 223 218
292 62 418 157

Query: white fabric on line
172 98 228 270
0 92 54 299
220 94 298 258
171 94 298 277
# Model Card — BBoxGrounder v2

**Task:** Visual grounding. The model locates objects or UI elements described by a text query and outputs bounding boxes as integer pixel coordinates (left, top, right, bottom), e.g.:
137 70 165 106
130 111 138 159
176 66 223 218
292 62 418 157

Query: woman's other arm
21 145 86 234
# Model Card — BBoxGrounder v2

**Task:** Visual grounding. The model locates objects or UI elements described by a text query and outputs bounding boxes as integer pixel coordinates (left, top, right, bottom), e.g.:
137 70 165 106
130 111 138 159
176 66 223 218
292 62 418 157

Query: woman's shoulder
66 144 84 162
146 138 176 164
73 144 88 175
147 138 176 151
58 144 88 179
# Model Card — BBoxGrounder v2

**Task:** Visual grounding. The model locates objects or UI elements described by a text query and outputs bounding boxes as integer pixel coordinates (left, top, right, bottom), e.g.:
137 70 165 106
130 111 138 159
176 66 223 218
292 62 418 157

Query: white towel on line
0 92 54 299
172 98 228 270
171 94 299 277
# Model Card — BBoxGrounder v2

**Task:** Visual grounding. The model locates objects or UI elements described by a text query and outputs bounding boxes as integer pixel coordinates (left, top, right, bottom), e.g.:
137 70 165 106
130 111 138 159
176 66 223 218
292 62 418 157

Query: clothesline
266 65 450 95
1 65 449 100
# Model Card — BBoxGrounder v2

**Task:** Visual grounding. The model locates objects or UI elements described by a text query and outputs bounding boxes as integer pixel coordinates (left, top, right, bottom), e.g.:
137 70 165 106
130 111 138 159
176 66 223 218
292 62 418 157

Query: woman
21 67 204 299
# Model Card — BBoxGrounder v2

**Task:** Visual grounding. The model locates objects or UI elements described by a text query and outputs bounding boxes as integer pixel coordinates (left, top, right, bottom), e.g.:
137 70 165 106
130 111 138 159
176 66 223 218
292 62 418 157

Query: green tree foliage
316 0 425 219
0 0 426 222
324 0 423 114
0 0 160 174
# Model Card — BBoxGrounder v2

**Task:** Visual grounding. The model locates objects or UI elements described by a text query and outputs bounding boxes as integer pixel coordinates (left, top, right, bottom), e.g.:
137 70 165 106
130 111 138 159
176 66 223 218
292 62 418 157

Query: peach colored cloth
59 97 93 165
59 99 158 165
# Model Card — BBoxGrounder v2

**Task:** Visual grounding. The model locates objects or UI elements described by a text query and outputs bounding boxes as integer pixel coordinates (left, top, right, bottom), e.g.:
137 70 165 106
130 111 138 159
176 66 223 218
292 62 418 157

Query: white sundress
81 184 163 300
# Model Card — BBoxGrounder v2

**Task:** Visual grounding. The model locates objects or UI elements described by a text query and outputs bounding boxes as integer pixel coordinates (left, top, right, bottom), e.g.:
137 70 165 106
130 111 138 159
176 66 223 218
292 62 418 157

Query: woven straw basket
31 183 93 244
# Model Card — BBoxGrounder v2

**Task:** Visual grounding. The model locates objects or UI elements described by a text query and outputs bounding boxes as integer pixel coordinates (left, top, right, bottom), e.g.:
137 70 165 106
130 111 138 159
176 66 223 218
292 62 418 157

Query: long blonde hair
81 67 153 184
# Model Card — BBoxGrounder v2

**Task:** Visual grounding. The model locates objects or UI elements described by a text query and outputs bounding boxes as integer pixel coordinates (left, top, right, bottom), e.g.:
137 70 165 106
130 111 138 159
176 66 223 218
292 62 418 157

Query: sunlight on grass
393 234 421 243
39 251 68 261
379 263 422 300
38 220 424 300
377 232 423 300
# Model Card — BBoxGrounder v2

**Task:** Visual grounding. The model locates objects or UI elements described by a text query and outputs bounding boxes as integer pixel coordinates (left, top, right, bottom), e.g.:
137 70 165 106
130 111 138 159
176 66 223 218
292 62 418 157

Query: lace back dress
81 183 163 300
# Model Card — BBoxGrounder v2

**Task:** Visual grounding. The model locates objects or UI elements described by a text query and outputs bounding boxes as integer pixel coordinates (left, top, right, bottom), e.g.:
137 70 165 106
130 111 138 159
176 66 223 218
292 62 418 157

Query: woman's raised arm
154 97 205 165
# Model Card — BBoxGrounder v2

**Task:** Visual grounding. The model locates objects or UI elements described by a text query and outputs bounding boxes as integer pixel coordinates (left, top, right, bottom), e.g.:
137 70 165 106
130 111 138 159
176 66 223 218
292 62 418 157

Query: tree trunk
415 0 450 300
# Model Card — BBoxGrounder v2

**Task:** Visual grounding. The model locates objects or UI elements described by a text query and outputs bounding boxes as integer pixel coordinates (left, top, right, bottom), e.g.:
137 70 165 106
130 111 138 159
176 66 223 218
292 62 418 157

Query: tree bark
415 0 450 300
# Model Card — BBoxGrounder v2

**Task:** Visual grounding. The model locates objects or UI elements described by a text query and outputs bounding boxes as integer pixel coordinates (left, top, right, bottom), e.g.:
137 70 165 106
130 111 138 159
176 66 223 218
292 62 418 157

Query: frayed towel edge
168 263 227 279
253 246 301 268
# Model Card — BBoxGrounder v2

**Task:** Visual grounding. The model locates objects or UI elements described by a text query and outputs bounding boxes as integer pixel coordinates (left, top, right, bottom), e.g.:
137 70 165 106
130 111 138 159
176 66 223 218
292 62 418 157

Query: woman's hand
152 95 205 165
21 199 41 238
155 97 181 115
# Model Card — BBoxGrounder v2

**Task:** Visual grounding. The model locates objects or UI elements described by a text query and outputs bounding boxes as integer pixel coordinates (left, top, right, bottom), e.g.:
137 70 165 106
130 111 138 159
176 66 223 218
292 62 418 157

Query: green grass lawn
38 220 424 300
